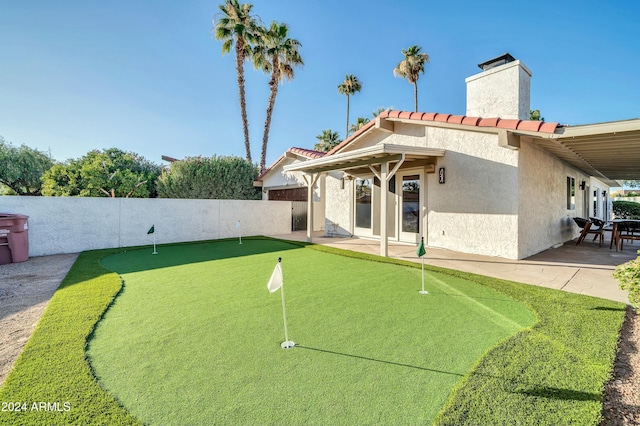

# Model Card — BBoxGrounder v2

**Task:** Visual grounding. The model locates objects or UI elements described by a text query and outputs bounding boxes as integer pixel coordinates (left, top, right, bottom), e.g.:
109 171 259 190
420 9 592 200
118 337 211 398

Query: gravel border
0 253 78 386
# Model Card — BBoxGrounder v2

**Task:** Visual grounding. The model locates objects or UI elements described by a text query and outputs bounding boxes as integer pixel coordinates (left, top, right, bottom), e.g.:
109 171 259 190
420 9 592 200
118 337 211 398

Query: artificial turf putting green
87 239 535 425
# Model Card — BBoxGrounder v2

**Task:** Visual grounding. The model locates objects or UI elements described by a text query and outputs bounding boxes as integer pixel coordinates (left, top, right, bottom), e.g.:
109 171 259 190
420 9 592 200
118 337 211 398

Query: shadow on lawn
100 237 301 274
517 386 601 402
296 345 465 377
591 306 626 312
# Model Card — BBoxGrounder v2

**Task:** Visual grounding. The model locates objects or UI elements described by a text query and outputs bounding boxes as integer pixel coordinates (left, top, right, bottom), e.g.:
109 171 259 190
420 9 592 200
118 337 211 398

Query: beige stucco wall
325 123 522 258
517 139 597 258
0 197 291 257
424 127 520 258
324 172 351 236
466 60 531 121
260 157 309 192
340 122 427 152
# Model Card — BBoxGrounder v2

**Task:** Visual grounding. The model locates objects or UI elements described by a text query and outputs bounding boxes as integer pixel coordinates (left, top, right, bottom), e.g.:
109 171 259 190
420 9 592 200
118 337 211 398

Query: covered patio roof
283 143 445 175
533 119 640 185
284 143 445 256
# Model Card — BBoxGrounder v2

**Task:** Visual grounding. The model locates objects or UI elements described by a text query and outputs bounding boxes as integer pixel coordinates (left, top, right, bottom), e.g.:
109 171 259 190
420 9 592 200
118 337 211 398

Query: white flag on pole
267 261 283 293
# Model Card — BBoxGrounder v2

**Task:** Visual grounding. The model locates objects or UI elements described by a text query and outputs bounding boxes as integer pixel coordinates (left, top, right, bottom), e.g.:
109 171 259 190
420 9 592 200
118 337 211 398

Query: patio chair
615 221 640 251
573 217 604 247
589 217 612 243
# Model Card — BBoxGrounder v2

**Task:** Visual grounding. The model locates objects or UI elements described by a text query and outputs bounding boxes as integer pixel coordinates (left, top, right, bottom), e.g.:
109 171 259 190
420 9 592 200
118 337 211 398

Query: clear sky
1 0 639 168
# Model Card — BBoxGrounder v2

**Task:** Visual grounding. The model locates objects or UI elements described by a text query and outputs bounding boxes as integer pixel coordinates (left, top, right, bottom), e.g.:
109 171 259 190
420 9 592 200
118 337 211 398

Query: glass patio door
354 178 373 235
399 173 421 243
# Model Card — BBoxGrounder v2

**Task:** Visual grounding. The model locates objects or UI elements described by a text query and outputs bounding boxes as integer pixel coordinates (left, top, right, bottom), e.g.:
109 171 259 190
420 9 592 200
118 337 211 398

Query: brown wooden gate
268 188 308 231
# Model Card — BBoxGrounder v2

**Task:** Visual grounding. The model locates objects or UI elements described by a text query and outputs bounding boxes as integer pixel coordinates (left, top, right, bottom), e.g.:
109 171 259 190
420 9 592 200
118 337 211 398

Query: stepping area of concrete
276 231 637 304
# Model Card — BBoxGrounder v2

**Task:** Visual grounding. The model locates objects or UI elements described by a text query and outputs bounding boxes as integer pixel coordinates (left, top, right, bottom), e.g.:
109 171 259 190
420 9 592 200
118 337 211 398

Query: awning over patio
530 118 640 185
283 144 445 175
284 144 445 257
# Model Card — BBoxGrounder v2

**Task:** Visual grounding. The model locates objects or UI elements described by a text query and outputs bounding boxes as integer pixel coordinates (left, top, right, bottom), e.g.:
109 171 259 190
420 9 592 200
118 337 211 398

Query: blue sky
1 1 639 168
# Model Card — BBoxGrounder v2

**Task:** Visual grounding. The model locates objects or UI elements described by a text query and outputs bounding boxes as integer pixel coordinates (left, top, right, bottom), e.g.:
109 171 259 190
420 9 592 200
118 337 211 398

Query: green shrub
612 200 640 219
614 250 640 308
156 155 260 199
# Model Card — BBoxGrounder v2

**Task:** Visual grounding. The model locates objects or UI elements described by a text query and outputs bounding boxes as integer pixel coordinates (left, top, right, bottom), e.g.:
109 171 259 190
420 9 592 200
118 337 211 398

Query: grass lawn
88 239 535 425
0 237 626 425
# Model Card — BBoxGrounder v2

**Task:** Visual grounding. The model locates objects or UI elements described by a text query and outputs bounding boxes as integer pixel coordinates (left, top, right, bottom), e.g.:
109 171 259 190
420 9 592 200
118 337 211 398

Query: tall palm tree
214 0 260 164
314 129 341 152
253 21 303 172
349 117 370 134
393 45 429 112
337 74 362 137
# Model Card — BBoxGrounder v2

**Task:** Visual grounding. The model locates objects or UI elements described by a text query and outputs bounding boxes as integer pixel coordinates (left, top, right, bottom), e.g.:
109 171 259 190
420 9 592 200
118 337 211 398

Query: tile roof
256 147 326 181
287 147 326 159
326 110 559 155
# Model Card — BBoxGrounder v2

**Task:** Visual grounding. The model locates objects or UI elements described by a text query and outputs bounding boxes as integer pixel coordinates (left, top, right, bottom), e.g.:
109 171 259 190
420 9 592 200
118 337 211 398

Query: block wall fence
0 197 292 257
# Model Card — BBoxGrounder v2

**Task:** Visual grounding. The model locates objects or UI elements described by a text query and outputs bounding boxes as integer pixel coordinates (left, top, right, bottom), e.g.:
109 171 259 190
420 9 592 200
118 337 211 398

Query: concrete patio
273 231 638 304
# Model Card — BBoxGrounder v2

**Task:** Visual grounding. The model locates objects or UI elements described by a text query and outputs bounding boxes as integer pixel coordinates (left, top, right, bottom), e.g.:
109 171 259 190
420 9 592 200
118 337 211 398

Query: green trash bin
0 213 29 264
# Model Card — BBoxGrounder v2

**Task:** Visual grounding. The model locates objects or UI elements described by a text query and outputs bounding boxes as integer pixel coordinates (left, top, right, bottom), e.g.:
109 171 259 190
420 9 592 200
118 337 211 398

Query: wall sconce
579 181 586 190
340 178 345 190
602 191 607 197
438 167 445 184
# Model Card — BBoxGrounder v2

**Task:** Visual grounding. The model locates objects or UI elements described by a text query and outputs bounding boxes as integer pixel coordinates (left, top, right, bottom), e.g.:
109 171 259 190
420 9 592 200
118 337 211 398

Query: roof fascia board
553 119 640 139
301 154 405 175
284 144 444 173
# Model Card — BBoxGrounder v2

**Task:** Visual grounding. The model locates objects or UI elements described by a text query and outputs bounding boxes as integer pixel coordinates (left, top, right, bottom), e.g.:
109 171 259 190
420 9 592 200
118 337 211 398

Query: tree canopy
314 129 342 152
338 74 362 137
41 148 161 197
0 136 54 195
156 155 261 199
253 21 303 172
349 117 370 134
214 0 261 164
530 109 545 121
393 45 429 112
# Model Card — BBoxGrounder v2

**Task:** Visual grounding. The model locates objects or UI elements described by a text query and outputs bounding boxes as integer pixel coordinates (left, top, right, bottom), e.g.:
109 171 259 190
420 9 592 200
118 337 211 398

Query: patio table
610 219 640 250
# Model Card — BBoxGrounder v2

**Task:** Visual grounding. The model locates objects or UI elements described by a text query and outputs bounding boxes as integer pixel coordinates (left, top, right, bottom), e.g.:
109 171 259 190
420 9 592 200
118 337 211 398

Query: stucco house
255 54 640 260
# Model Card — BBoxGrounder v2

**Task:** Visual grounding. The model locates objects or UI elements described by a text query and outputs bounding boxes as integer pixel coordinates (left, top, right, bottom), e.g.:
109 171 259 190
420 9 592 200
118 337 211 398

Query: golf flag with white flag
267 260 283 293
417 237 428 294
267 258 294 349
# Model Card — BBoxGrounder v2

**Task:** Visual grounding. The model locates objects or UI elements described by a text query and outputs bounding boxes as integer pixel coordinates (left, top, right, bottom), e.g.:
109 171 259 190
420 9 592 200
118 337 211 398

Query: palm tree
253 21 303 172
349 117 370 134
314 129 341 152
372 107 391 117
530 109 545 121
338 74 362 137
393 45 429 112
214 0 260 164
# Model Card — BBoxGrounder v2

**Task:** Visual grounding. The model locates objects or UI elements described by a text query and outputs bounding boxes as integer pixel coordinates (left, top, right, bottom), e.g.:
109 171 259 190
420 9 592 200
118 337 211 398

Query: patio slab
273 232 637 304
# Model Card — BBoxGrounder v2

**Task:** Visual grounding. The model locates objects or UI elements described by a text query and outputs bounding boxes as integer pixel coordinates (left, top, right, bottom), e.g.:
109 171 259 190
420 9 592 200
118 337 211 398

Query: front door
398 173 422 243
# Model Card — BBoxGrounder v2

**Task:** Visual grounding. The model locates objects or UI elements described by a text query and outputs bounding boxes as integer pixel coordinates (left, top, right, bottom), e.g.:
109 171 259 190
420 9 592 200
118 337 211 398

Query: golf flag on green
416 237 426 257
267 258 294 349
267 259 283 293
417 237 428 294
148 225 157 254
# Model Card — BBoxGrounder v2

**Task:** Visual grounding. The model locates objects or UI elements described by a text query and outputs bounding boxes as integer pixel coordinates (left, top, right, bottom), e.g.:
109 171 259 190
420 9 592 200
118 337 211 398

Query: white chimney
465 53 531 120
